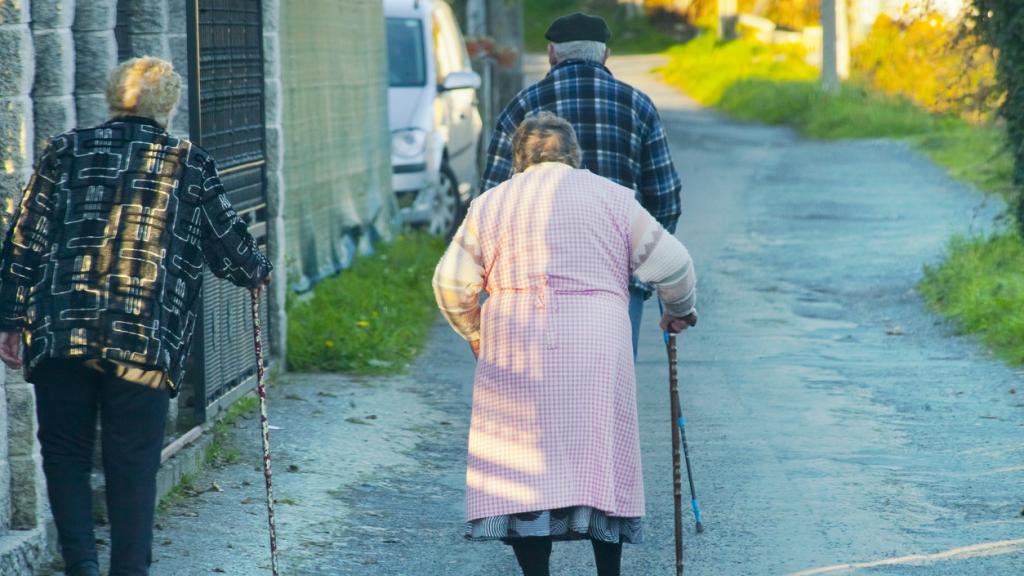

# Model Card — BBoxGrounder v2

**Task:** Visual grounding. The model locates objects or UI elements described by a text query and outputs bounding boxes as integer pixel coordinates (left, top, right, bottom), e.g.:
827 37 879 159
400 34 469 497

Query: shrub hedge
972 1 1024 188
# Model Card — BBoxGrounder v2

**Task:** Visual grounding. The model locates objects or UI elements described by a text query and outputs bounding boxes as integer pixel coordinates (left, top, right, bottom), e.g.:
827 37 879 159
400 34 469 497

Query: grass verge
523 0 681 54
659 33 1024 363
920 233 1024 364
286 233 445 374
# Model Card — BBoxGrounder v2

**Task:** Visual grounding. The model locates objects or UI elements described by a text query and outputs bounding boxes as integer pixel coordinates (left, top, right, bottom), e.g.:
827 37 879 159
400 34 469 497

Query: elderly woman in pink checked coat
433 111 697 576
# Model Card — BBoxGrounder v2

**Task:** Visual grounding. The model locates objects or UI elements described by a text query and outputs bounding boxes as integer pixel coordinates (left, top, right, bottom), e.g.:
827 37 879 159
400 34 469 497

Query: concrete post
31 0 77 157
717 0 738 40
263 0 288 361
821 0 850 94
72 0 117 127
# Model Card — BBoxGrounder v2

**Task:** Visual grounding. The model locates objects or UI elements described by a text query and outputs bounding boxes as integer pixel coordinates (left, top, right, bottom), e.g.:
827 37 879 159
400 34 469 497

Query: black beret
544 12 611 44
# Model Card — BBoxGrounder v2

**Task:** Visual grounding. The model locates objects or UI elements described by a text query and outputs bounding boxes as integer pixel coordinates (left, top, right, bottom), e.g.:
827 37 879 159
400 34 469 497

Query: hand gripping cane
251 288 280 575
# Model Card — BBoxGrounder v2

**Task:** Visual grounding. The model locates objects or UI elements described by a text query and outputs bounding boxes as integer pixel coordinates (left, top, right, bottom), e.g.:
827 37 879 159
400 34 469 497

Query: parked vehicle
385 0 483 237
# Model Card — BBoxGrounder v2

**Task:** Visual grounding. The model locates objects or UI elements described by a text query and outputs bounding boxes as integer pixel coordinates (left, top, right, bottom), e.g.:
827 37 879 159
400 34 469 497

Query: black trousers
32 360 169 576
511 537 623 576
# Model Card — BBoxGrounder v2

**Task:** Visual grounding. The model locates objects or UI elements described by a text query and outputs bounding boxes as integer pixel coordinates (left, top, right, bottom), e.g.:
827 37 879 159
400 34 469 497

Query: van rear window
386 18 427 87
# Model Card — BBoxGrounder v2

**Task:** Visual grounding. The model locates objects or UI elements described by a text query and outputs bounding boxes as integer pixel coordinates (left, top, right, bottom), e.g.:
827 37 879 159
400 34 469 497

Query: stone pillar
73 0 117 128
31 0 77 156
263 0 287 361
117 0 170 61
0 0 36 227
167 0 190 137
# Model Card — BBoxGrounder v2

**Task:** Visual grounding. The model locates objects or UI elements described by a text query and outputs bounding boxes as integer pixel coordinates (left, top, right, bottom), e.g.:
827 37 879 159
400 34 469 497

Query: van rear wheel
428 163 464 239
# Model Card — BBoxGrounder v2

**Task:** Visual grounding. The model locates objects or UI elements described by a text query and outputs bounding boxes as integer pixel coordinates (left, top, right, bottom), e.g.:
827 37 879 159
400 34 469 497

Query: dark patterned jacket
0 117 272 391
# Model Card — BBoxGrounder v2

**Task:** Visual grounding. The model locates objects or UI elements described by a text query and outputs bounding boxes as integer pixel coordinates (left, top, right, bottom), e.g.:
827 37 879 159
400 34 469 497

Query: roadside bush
972 0 1024 187
763 0 820 30
852 14 999 122
287 234 445 375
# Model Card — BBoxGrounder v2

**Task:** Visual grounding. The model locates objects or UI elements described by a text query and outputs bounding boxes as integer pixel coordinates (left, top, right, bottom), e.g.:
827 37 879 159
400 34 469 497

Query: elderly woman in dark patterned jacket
0 57 272 576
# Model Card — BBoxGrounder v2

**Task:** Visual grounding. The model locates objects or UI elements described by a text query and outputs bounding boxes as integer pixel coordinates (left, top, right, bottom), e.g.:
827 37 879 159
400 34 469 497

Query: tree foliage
852 14 999 122
972 1 1024 185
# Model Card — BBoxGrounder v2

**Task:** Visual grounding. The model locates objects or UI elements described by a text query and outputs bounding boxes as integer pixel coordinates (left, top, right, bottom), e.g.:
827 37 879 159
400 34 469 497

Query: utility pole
821 0 849 93
717 0 738 40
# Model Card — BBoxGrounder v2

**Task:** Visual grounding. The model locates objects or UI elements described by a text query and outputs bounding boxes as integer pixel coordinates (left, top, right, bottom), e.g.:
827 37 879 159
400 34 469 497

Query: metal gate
185 0 270 422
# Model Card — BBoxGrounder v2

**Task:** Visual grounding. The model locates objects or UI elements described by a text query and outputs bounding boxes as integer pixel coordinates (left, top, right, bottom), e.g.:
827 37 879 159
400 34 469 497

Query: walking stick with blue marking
660 301 705 562
665 330 704 535
251 288 280 576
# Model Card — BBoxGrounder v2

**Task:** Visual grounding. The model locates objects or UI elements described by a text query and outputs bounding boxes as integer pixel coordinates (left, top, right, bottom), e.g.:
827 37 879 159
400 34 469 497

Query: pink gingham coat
433 162 695 522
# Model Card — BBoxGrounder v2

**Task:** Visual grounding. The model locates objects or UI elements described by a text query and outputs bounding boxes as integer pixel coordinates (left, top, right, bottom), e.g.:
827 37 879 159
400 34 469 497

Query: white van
385 0 483 237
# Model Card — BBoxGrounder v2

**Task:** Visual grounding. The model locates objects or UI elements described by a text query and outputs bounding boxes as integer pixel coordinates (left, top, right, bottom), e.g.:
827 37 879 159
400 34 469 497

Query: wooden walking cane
667 333 685 576
251 288 280 576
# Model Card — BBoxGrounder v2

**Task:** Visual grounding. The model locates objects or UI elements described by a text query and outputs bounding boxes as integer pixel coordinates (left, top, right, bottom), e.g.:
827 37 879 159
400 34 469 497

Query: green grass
286 234 445 374
920 233 1024 364
523 0 681 54
660 32 1024 364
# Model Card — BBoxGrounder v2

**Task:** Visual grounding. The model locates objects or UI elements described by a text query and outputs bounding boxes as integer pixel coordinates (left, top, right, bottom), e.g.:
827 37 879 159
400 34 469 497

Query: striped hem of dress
465 506 644 544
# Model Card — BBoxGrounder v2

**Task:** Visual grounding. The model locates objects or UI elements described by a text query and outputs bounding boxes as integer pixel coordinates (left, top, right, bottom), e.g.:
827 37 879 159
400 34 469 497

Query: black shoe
66 560 100 576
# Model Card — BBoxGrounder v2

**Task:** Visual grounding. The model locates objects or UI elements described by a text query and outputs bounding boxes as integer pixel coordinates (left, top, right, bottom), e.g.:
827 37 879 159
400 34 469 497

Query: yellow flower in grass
356 320 370 328
324 340 335 348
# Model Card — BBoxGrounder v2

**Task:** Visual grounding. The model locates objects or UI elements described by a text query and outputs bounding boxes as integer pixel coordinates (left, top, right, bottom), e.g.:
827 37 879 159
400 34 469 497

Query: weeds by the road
660 32 1023 366
523 0 680 54
286 234 445 374
921 233 1024 365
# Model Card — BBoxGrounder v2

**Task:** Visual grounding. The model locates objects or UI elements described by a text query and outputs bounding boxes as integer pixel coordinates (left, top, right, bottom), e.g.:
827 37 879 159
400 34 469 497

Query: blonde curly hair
106 57 182 127
512 111 582 173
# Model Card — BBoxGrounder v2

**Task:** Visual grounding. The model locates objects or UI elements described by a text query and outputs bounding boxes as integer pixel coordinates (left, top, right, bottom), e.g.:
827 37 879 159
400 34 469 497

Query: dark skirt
465 506 643 544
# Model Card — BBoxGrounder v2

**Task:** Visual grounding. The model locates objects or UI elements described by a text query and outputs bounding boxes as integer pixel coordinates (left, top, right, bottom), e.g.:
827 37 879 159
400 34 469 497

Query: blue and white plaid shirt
481 59 682 293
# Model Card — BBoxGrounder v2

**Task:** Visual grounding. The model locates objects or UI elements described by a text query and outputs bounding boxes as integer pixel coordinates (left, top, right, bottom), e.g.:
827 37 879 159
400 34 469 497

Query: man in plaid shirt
481 12 683 355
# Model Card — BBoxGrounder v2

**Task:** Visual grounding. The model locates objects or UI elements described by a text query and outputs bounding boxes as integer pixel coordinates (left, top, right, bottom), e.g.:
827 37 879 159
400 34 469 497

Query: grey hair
551 40 607 64
106 57 182 127
512 111 582 173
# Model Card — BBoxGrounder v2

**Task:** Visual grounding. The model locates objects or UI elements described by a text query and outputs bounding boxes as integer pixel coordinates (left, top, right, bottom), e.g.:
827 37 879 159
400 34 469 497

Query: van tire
428 162 464 239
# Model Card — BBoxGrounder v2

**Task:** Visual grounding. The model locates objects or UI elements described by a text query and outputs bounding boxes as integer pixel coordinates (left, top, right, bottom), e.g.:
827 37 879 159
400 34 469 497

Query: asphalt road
142 55 1023 576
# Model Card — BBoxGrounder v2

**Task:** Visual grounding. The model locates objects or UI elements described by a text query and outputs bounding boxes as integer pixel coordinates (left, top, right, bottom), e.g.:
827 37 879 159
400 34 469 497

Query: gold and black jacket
0 116 272 392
